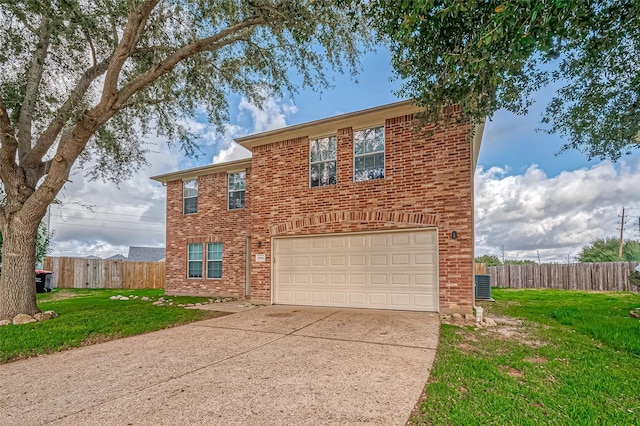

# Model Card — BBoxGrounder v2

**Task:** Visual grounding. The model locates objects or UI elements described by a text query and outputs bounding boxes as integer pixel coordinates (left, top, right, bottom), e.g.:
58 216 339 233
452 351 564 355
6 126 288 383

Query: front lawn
412 289 640 425
0 289 228 364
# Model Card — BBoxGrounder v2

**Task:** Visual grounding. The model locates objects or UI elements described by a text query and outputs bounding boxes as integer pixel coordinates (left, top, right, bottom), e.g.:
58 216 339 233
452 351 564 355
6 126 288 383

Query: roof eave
149 157 252 184
235 100 421 149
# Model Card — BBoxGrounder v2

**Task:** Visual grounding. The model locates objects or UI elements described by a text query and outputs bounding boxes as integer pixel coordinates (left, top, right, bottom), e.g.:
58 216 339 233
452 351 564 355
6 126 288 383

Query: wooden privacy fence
43 257 165 290
485 262 640 292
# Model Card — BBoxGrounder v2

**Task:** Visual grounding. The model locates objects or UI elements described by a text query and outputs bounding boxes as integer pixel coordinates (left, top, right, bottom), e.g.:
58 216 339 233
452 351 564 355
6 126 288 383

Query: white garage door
272 229 438 311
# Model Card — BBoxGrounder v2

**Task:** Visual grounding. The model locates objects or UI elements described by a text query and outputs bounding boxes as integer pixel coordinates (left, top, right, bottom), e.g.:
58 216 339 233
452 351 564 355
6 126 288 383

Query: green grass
0 289 228 364
413 289 640 425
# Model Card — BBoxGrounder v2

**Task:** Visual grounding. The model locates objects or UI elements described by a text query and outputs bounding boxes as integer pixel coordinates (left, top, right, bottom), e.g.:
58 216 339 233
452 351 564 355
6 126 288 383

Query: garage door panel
415 274 434 286
370 274 387 285
311 292 328 303
390 293 411 306
391 233 411 245
391 254 410 265
370 234 388 246
273 229 438 311
415 253 435 265
349 255 366 266
349 293 366 304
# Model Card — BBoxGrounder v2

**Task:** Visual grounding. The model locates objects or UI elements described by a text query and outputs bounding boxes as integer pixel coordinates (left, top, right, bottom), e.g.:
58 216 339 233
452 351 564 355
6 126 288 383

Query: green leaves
0 0 371 182
371 0 639 160
578 237 640 262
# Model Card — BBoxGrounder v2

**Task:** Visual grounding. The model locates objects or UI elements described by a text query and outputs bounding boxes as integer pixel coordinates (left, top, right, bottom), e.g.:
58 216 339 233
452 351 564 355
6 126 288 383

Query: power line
52 222 164 233
54 198 165 209
51 216 164 226
53 206 165 220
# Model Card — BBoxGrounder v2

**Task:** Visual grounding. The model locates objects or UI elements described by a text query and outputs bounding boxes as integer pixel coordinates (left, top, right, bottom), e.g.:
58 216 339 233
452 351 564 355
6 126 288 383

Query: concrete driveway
0 305 439 425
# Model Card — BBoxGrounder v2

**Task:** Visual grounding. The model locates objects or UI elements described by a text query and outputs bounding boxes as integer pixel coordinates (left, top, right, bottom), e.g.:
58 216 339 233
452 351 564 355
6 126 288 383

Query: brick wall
164 170 251 297
249 113 474 313
162 109 475 313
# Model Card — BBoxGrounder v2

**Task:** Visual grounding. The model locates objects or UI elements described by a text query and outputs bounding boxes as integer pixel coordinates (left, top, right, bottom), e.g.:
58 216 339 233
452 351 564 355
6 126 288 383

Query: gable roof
235 100 421 149
127 246 166 262
149 100 485 183
150 157 251 184
107 254 128 261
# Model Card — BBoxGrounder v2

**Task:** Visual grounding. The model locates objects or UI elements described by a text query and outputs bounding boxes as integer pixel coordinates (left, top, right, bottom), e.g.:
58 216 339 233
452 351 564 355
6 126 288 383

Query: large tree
0 0 369 320
371 0 640 160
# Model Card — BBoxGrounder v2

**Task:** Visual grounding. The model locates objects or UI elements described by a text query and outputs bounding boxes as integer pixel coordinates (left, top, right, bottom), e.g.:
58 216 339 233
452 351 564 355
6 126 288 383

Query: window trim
206 242 223 279
309 135 338 188
183 179 198 215
353 125 385 183
187 243 203 279
228 171 246 210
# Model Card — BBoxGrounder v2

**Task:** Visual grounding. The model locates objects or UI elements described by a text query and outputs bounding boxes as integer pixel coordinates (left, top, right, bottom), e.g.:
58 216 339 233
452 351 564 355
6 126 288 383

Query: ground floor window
187 243 203 278
207 242 222 279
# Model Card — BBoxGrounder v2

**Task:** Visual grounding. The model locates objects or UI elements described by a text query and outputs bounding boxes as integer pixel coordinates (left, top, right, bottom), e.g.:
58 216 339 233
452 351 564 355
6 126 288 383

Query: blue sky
50 47 640 262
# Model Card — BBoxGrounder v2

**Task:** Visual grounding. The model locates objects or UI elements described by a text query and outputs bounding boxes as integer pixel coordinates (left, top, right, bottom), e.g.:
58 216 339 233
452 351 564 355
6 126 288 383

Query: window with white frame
354 126 385 182
207 242 222 279
187 243 203 278
228 172 246 210
309 136 337 187
183 179 198 214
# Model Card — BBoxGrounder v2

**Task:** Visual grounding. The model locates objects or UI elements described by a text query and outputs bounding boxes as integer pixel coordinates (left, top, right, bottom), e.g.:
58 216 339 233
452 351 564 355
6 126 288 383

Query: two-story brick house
151 100 483 314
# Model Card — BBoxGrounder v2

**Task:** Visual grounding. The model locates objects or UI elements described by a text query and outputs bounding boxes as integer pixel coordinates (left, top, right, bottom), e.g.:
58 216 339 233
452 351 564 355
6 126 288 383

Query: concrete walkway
0 305 439 425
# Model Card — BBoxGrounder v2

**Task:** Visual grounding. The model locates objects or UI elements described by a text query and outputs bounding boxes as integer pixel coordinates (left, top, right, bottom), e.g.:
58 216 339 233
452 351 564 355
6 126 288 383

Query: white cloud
238 93 298 133
48 94 298 258
213 93 297 163
475 159 640 263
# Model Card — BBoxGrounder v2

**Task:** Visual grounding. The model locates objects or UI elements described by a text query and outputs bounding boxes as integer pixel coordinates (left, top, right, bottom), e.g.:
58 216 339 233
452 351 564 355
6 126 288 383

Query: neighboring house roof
107 254 128 261
85 255 102 259
127 246 166 262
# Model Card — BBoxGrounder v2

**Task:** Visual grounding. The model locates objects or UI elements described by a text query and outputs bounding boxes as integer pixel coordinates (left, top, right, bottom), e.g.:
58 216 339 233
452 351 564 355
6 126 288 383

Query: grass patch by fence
412 289 640 425
0 289 228 364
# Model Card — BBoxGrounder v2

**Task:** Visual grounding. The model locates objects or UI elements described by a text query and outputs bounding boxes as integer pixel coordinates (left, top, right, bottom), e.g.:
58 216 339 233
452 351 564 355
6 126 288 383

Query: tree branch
113 20 262 109
17 15 51 160
0 99 18 171
101 0 159 103
23 60 110 168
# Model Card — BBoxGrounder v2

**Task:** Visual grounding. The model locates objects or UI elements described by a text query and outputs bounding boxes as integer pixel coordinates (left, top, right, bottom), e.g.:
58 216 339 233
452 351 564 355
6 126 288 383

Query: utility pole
501 245 505 264
619 207 625 259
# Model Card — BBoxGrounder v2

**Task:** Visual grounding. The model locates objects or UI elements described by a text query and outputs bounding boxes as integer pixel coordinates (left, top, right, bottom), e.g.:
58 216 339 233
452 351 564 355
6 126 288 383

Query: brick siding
162 109 474 313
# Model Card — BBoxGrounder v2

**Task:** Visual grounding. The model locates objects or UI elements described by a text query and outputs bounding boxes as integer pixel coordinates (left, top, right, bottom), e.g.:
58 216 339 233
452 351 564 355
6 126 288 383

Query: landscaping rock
465 313 475 322
141 297 150 301
195 302 202 306
152 301 164 306
0 319 10 327
13 314 36 325
120 296 130 301
44 310 58 318
34 312 54 322
493 316 523 326
484 317 497 327
451 313 463 319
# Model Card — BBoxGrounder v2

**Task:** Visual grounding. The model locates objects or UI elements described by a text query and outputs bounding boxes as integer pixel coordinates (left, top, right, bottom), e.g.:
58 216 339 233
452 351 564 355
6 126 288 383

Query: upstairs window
183 179 198 214
354 126 385 182
207 242 223 279
187 243 203 278
228 171 246 210
310 136 337 187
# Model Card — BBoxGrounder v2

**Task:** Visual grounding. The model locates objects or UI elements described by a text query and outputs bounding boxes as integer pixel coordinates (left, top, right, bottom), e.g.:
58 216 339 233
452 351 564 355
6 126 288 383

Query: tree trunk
0 217 40 320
